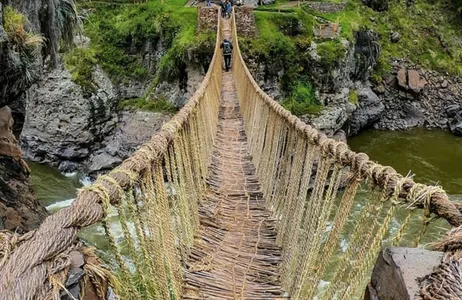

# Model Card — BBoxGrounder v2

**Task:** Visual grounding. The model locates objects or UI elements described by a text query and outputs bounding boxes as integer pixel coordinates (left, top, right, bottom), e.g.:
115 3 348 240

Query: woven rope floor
182 18 287 300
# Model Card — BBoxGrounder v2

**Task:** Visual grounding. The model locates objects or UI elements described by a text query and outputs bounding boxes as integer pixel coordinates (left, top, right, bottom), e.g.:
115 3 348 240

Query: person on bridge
225 0 232 18
220 39 233 71
220 0 227 17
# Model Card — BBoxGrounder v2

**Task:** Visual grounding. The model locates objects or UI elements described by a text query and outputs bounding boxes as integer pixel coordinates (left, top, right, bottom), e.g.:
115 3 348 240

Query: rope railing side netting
0 11 223 300
231 10 462 299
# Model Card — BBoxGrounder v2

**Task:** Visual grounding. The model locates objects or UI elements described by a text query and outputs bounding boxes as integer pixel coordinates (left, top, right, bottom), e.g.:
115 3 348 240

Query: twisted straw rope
0 10 223 299
1 8 461 299
230 12 461 228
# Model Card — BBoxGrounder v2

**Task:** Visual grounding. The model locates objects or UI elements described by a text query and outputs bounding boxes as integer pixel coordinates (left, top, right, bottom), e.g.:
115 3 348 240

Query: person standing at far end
220 39 233 72
226 0 232 18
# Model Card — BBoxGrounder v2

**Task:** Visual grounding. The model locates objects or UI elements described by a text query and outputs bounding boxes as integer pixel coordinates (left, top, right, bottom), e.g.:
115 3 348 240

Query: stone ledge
365 247 443 300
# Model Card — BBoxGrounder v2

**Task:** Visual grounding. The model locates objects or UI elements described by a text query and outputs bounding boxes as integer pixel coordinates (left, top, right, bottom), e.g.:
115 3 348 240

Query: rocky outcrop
375 61 462 132
244 0 275 7
87 110 170 174
365 247 443 300
0 2 41 108
0 106 47 233
20 66 171 174
198 6 218 32
353 29 381 81
20 68 118 172
306 2 346 13
152 66 204 108
345 86 385 135
307 83 384 136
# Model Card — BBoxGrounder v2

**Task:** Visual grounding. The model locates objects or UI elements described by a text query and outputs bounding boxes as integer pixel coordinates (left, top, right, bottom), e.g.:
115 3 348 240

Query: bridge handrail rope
230 8 462 299
0 7 461 300
0 8 224 300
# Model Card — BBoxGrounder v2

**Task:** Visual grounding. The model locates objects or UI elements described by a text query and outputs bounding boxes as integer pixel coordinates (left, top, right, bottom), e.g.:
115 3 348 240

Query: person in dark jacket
220 39 233 71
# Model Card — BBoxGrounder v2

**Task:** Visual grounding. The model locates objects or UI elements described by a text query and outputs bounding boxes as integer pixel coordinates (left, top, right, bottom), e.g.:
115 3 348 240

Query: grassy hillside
242 0 462 115
66 0 215 96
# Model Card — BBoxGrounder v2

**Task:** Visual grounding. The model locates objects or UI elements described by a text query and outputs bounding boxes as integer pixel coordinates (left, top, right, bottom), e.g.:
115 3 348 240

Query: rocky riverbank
374 60 462 135
241 15 462 138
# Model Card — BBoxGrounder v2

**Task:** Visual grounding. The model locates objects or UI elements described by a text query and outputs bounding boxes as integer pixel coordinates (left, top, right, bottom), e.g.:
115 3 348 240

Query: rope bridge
1 9 462 300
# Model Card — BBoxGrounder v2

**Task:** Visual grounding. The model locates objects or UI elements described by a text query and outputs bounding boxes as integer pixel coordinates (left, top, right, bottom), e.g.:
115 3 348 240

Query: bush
64 48 98 95
3 6 44 52
349 89 359 105
317 40 346 66
281 81 322 116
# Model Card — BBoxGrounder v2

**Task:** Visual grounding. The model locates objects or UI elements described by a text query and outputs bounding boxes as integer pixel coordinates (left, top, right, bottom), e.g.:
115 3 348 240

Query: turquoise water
348 128 462 196
27 128 462 279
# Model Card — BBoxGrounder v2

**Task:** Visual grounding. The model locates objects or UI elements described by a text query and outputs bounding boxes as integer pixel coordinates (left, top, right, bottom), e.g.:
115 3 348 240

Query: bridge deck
182 18 287 300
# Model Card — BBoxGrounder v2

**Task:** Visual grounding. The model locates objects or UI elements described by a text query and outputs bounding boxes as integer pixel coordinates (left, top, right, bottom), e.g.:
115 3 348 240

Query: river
28 128 462 270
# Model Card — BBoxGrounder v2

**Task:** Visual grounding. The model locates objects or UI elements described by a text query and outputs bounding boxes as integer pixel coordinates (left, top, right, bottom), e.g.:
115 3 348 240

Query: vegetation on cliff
2 6 43 88
66 0 215 100
241 0 462 115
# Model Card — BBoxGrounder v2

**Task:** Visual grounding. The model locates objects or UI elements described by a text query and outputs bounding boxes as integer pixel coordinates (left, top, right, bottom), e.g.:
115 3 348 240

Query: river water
28 128 462 272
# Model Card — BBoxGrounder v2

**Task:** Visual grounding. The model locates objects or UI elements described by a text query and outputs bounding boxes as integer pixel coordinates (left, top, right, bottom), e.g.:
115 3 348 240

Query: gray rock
441 80 448 88
449 121 462 136
365 247 444 300
20 68 118 171
402 102 425 127
390 31 401 43
346 87 384 135
353 29 381 81
87 111 170 174
244 0 275 7
446 105 460 118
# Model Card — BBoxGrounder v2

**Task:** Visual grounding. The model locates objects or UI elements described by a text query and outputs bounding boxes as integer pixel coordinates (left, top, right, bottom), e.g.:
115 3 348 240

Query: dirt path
182 17 287 300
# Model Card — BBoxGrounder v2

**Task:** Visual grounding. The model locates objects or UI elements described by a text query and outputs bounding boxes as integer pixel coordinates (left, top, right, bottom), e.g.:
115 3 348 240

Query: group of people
206 0 244 15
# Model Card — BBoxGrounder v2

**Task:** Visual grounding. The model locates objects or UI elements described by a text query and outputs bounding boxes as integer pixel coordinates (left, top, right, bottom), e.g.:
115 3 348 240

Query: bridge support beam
364 247 443 300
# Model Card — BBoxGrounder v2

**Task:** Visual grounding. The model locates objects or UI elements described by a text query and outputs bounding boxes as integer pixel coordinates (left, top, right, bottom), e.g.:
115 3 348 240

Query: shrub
64 48 97 95
317 40 345 66
281 81 322 116
349 89 359 105
3 6 44 52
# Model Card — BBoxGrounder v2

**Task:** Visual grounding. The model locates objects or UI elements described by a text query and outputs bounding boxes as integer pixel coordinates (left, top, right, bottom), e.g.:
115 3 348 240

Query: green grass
281 80 322 116
317 40 346 65
74 0 214 80
310 0 462 76
349 89 358 105
247 0 462 100
118 97 178 114
64 48 98 95
67 0 215 113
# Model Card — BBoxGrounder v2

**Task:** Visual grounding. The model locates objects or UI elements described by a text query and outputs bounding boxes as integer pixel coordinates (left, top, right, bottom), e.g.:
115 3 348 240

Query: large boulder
346 87 384 135
365 247 443 299
20 68 118 172
0 106 47 233
408 69 428 94
87 110 170 174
